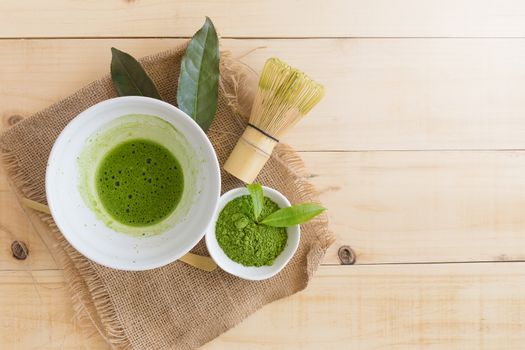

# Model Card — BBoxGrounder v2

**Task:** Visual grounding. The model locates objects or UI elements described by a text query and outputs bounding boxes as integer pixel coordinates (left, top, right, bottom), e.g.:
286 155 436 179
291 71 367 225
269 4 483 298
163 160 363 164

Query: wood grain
6 150 525 267
3 264 525 349
0 270 108 349
4 38 525 151
208 264 525 349
0 155 9 192
1 3 524 348
0 189 57 270
2 1 525 38
304 151 525 264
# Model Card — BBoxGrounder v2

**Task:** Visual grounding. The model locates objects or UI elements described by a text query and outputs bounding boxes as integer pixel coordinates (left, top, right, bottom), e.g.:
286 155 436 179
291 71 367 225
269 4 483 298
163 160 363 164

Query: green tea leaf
246 183 264 222
110 47 162 99
177 17 220 132
261 203 326 227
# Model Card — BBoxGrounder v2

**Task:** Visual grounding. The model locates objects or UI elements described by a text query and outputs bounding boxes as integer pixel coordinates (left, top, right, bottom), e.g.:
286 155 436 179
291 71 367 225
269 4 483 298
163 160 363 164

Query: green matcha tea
216 195 287 267
95 139 184 227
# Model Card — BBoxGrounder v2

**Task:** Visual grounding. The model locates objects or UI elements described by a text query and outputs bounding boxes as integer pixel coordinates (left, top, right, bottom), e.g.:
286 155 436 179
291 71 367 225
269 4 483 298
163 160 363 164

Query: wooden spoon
21 197 217 272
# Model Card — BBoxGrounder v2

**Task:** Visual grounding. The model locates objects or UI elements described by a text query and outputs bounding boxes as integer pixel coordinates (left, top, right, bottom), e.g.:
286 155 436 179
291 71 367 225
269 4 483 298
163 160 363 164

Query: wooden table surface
2 1 525 349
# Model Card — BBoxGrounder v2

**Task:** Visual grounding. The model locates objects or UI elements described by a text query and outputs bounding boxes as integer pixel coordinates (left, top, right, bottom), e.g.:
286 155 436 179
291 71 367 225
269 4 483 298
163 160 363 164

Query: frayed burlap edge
0 49 335 349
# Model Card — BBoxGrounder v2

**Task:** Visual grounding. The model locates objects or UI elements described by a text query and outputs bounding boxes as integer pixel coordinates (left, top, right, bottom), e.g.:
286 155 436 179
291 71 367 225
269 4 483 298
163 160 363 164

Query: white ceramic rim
46 96 221 270
205 186 300 280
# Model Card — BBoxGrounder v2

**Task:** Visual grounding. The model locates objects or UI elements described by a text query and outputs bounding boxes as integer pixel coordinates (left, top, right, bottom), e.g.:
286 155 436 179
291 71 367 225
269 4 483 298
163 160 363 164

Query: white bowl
205 186 300 280
46 96 221 271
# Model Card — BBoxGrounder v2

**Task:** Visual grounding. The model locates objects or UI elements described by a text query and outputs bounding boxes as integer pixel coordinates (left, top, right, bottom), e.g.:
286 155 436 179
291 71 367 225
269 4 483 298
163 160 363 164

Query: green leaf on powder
246 183 264 222
260 203 326 227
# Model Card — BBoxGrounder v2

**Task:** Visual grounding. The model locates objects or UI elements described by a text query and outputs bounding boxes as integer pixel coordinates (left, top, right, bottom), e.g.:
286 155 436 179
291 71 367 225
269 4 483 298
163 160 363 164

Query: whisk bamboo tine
224 58 324 183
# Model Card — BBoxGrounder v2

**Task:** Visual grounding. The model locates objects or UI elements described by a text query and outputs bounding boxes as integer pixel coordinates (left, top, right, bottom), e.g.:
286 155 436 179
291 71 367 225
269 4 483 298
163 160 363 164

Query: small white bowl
46 96 221 271
205 186 300 280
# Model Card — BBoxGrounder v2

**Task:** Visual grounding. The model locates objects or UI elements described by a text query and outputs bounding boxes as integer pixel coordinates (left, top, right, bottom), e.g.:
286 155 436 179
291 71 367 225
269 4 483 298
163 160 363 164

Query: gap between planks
6 36 525 40
3 259 525 273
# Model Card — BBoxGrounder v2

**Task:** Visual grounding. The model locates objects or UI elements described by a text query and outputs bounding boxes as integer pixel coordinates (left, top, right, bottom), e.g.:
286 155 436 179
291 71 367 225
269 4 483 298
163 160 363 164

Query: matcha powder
216 195 288 267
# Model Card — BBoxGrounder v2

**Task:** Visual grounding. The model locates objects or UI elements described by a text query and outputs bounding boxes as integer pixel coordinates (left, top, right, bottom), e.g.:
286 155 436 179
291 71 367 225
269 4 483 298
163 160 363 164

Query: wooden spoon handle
179 252 217 272
21 197 51 214
22 197 217 272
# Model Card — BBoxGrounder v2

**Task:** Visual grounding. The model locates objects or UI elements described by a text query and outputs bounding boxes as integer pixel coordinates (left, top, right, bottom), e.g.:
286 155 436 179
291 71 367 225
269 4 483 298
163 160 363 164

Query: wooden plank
0 113 58 270
0 189 57 270
227 38 525 151
4 38 525 151
0 156 9 191
0 119 58 271
4 150 525 267
0 270 108 349
3 1 525 38
301 151 525 264
6 149 525 266
207 264 525 349
0 0 349 38
3 264 525 349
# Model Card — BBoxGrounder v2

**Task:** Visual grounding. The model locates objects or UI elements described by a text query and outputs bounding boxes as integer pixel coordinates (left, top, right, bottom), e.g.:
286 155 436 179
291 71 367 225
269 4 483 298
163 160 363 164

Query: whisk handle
223 125 278 183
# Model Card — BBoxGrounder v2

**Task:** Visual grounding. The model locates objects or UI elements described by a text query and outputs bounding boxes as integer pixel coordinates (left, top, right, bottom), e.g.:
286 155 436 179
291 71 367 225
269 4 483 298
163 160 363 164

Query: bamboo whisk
224 58 324 183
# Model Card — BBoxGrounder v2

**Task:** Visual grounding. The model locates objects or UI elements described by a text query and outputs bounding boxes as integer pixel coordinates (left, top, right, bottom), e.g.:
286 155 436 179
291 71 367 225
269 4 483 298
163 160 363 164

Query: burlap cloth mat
0 42 334 350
